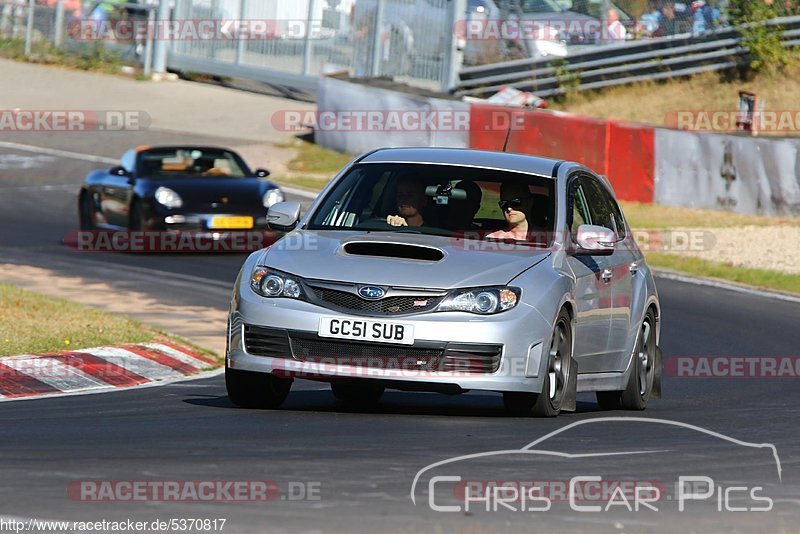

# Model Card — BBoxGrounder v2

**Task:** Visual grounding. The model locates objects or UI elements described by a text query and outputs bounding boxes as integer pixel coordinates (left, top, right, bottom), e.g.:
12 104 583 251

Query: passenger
487 183 534 241
387 177 428 227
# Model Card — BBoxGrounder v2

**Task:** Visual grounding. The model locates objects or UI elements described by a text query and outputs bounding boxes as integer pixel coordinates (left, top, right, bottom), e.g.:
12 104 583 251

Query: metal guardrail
456 16 800 98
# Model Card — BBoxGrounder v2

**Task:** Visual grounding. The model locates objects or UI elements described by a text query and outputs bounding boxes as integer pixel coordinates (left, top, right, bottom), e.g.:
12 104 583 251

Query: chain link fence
0 0 157 70
169 0 459 91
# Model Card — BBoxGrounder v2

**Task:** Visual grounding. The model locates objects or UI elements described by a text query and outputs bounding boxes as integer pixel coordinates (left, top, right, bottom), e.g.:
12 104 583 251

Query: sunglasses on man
498 198 525 212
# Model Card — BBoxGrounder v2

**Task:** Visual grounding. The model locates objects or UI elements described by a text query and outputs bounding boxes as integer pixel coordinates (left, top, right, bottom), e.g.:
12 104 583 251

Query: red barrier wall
606 122 655 202
469 104 654 202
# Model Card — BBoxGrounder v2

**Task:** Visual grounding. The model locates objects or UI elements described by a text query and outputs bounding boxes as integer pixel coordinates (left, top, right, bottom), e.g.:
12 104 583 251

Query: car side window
580 176 616 235
568 178 591 234
604 192 627 240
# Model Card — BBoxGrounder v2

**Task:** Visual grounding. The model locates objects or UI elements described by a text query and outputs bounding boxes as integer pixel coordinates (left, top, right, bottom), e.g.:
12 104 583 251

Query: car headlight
438 287 520 315
250 267 304 299
155 187 183 209
262 188 284 209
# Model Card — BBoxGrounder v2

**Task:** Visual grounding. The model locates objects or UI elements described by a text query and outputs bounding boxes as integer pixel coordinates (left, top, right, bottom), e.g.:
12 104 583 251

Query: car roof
358 148 562 179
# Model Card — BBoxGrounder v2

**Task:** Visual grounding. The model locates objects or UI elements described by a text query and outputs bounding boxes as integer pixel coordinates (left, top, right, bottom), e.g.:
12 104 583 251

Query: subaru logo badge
358 286 385 300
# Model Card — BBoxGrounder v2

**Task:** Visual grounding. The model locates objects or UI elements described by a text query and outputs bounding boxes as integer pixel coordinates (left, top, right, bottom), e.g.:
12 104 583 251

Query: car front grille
306 286 444 316
243 325 502 375
290 335 446 371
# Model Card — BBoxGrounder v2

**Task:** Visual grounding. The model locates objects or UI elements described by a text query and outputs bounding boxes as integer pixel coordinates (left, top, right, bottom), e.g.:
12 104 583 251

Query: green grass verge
621 201 800 229
0 38 125 74
646 253 800 294
272 174 334 191
283 140 353 175
0 283 155 357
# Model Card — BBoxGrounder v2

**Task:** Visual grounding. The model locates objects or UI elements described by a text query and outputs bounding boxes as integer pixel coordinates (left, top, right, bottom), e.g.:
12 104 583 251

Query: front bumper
146 210 270 232
228 283 554 394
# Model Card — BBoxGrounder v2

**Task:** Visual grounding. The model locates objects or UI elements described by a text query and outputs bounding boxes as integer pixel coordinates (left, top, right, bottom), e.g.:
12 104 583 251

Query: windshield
307 163 556 246
519 0 566 13
136 148 249 178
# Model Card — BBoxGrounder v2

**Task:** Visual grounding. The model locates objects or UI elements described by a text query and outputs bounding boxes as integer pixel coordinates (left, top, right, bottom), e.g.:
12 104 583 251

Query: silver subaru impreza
226 148 662 417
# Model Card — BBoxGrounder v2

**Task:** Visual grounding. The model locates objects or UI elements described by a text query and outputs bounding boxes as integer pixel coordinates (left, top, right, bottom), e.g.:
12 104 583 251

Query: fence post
24 0 34 56
235 0 247 65
441 0 466 92
152 0 171 74
370 0 385 77
302 0 317 75
143 7 156 76
53 0 65 47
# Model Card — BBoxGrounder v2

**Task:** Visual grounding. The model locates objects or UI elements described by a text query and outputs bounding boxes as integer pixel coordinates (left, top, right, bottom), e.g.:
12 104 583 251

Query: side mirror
574 225 615 256
267 201 301 232
255 168 271 178
110 165 130 177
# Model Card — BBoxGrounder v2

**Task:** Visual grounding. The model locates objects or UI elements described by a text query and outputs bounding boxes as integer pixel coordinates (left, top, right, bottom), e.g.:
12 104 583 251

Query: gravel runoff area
663 226 800 275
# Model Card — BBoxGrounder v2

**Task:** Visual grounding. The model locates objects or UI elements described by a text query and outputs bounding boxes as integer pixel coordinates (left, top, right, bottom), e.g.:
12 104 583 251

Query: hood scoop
342 241 445 262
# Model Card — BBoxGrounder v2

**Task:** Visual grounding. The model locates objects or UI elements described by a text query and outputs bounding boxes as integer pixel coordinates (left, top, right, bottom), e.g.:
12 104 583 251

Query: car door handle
602 268 613 283
629 262 639 275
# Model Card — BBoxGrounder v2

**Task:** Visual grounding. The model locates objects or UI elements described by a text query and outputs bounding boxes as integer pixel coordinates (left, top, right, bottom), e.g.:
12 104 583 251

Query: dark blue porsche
78 146 284 233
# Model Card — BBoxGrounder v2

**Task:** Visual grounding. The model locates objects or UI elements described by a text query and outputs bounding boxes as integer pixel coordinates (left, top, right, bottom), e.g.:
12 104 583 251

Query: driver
387 176 428 227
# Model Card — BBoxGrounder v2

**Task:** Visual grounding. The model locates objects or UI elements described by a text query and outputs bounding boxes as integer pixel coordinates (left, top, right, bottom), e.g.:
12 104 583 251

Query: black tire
225 366 292 409
504 309 574 417
79 193 94 231
596 309 657 411
331 381 385 405
503 391 539 416
128 199 144 231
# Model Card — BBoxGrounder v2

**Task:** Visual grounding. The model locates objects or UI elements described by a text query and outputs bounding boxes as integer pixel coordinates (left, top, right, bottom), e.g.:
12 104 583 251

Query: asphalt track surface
1 131 799 532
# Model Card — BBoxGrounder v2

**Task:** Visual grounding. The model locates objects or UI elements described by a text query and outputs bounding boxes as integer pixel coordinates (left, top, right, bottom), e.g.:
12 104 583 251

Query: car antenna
501 124 513 153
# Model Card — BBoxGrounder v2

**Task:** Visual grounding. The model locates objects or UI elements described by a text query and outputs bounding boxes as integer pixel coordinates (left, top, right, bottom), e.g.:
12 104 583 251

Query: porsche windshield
137 148 248 178
307 163 556 245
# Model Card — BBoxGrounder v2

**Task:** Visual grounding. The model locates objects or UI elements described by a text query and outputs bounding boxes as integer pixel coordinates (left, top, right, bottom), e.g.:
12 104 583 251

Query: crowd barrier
315 77 470 156
654 129 800 216
469 105 655 203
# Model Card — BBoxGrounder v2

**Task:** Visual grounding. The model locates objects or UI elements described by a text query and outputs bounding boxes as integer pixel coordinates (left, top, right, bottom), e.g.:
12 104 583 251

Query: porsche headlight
155 187 183 209
262 188 285 208
438 287 520 315
250 267 304 299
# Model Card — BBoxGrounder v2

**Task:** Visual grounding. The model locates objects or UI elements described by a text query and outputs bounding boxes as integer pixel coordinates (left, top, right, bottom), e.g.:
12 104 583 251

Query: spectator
692 0 721 34
639 5 664 36
605 8 627 41
657 4 678 37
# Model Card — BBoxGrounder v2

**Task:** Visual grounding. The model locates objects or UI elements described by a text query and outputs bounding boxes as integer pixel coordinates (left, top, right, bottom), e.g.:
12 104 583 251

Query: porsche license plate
318 317 415 345
209 216 253 229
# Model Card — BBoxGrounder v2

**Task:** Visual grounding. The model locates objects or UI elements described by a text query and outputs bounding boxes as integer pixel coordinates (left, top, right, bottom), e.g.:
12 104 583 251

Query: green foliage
727 0 793 74
551 58 581 98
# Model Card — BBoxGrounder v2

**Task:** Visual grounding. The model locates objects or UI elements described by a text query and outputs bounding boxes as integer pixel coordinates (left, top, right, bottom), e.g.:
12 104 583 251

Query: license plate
318 317 415 345
209 216 253 229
